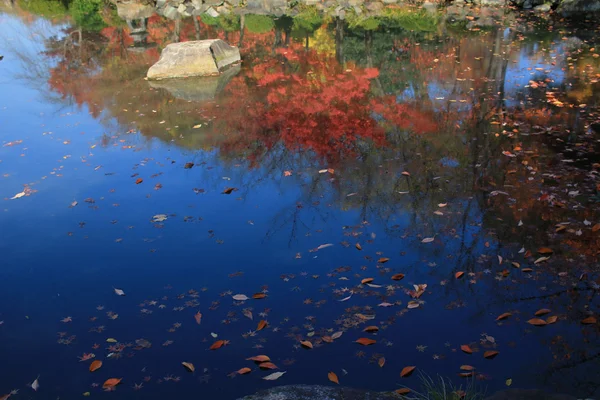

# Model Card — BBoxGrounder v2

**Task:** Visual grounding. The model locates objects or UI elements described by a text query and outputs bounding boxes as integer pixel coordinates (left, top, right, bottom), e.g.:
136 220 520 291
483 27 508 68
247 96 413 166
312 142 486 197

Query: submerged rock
236 385 398 400
147 39 240 80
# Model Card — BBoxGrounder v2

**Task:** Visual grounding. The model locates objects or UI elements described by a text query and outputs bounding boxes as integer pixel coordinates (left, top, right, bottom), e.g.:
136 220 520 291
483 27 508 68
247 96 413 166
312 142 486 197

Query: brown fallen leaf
222 187 236 194
361 278 374 284
483 351 499 359
400 366 416 377
209 340 226 350
546 315 558 324
534 308 551 316
459 372 474 378
355 338 376 346
135 178 143 185
363 326 379 333
455 271 464 279
378 357 385 368
252 293 267 299
355 243 362 250
581 316 597 325
237 367 252 375
182 362 195 372
460 344 473 354
537 247 553 255
527 318 547 326
378 257 390 264
322 336 333 343
395 388 411 395
258 362 278 370
496 312 512 321
194 312 202 325
460 365 475 371
300 340 313 349
257 320 268 331
246 355 270 362
89 360 102 372
184 162 194 169
592 224 600 232
328 371 339 384
391 273 405 281
102 378 122 389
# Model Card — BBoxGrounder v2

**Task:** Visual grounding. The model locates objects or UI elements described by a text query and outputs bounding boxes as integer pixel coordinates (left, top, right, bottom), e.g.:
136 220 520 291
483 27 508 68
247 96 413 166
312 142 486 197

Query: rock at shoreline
236 384 398 400
147 39 240 80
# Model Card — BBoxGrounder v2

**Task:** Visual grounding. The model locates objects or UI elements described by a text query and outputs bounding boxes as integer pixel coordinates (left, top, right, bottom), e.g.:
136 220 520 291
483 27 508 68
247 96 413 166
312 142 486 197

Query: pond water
1 4 600 399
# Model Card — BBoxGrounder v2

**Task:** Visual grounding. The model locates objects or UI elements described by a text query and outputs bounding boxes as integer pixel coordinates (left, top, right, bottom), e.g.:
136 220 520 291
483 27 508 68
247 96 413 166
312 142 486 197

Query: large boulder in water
147 39 240 80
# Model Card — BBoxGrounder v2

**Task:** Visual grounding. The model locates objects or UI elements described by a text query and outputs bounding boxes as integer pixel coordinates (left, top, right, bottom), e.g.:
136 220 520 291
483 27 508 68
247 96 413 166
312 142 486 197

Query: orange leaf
592 223 600 232
455 271 464 279
522 268 533 273
535 308 551 316
400 366 416 377
459 372 474 378
527 318 547 326
363 326 379 333
89 360 102 372
396 388 411 395
378 257 390 264
546 315 558 324
258 362 278 370
181 362 195 372
483 351 499 359
102 378 122 389
135 178 143 185
253 293 267 299
460 345 473 354
391 273 405 281
355 338 376 346
322 336 333 343
361 278 374 284
222 187 236 194
582 316 597 324
460 365 475 371
257 320 268 331
496 312 512 321
237 367 251 375
246 355 270 363
327 371 339 384
537 247 553 254
194 312 202 325
209 340 225 350
300 340 313 349
378 357 385 368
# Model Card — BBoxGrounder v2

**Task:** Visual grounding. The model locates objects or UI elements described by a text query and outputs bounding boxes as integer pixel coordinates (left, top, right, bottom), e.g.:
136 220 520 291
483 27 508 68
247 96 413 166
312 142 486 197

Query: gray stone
116 2 154 20
147 39 241 80
205 6 220 16
557 0 600 13
483 389 577 400
162 5 180 19
236 385 398 400
148 64 241 101
365 1 384 11
534 3 551 11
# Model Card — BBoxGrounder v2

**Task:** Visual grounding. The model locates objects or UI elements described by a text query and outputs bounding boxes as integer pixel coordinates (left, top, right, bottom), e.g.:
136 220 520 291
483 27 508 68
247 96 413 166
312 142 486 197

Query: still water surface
1 6 599 399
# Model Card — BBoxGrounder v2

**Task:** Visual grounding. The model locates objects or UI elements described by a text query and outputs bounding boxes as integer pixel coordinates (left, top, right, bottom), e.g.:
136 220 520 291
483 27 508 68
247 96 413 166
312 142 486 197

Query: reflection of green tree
17 0 68 18
245 14 274 33
70 0 106 31
291 5 323 37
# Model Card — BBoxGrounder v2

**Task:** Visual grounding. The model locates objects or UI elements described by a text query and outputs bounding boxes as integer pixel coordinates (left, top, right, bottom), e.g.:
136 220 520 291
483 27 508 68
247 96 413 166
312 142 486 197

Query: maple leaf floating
102 378 122 390
194 312 202 325
355 338 376 346
209 340 228 350
400 366 416 378
328 371 339 384
263 371 286 381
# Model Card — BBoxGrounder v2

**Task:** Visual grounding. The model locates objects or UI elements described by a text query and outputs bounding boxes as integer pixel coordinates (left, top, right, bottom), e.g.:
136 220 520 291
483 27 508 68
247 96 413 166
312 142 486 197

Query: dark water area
1 3 600 399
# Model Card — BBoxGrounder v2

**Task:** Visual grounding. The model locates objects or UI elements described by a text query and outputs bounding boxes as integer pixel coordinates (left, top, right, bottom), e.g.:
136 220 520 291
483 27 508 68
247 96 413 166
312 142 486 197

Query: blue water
1 10 599 400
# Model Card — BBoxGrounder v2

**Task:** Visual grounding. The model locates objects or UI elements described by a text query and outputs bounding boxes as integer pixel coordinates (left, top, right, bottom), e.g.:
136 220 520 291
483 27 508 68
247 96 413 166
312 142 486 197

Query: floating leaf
246 355 270 363
322 336 333 343
331 331 343 340
402 171 410 176
182 362 195 372
263 371 286 381
484 351 499 359
400 366 416 377
184 162 194 169
355 243 362 250
582 316 597 325
363 326 379 333
391 273 405 281
194 312 202 325
460 365 475 371
460 345 473 354
222 187 236 194
328 371 339 384
89 360 102 372
535 309 551 316
102 378 122 389
106 338 117 343
135 178 143 184
538 247 553 255
209 340 226 350
395 388 411 395
378 357 385 368
534 256 550 264
355 338 376 346
317 243 333 250
113 288 125 296
361 278 374 284
506 378 512 387
527 318 547 326
237 367 252 375
546 315 558 324
232 294 249 301
299 340 313 349
496 312 512 321
378 257 390 264
455 271 464 279
592 224 600 232
257 320 268 331
252 293 267 300
421 237 435 243
259 362 278 370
